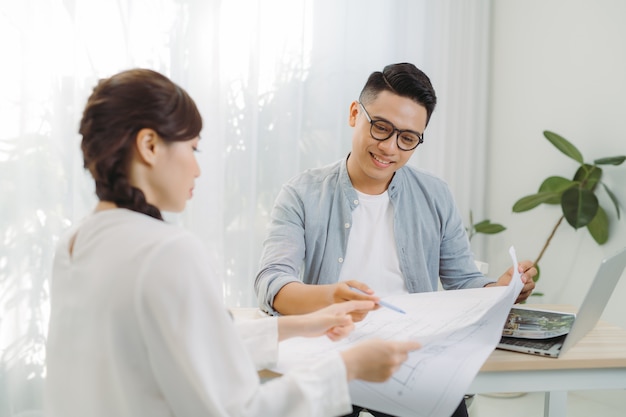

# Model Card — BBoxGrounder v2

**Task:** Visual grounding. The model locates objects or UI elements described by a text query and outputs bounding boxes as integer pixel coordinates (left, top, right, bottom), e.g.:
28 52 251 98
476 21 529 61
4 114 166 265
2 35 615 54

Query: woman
44 68 420 417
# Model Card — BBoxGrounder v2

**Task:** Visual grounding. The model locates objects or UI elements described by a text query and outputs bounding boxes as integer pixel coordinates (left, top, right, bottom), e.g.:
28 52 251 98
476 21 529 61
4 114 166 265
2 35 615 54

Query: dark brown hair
359 63 437 126
79 69 202 220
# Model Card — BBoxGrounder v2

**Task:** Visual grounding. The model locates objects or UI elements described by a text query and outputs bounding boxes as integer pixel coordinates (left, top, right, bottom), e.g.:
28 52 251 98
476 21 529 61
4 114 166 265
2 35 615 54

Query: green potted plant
512 130 625 287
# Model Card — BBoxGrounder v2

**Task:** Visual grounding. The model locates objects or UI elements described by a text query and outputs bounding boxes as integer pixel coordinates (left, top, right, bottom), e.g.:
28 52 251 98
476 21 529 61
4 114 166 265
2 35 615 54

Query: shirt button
354 199 359 205
338 257 344 263
344 223 350 228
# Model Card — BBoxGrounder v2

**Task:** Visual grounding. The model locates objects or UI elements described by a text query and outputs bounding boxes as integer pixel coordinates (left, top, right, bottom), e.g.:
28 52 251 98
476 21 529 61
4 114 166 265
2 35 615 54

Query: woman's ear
134 128 160 166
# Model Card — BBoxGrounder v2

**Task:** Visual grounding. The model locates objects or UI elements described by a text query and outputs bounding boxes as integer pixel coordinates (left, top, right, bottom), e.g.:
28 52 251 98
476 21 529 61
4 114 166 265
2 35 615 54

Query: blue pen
349 286 406 314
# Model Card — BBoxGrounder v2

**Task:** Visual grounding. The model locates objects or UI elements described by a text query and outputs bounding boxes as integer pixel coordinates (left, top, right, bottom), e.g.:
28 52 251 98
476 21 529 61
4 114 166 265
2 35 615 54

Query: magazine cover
502 308 576 339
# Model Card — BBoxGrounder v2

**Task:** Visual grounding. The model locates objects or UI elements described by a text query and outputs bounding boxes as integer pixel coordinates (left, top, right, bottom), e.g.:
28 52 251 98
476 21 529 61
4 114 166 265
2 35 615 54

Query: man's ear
134 128 160 166
348 101 359 127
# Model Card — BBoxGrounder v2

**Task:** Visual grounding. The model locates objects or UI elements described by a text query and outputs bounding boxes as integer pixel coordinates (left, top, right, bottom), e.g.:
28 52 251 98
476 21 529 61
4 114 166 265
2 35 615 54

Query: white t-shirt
338 190 408 297
45 209 351 417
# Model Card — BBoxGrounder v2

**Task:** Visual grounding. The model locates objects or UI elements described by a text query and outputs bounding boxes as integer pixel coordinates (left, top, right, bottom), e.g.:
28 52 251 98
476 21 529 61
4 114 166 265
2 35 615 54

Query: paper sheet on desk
274 246 524 417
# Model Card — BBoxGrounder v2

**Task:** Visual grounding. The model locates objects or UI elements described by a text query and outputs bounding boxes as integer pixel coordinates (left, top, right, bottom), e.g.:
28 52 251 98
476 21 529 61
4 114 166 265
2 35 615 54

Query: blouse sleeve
135 232 352 417
234 318 279 370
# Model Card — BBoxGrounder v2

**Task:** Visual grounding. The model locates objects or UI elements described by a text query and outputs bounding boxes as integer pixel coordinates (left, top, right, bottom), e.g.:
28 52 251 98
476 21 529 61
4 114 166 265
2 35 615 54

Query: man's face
347 90 428 194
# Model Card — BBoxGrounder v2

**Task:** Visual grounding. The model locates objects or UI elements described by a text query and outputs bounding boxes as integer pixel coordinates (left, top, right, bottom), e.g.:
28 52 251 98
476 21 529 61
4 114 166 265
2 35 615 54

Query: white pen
349 286 406 314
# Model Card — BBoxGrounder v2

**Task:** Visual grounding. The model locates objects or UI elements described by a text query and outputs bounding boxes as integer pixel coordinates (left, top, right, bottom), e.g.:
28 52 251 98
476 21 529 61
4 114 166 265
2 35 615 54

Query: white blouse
45 209 351 417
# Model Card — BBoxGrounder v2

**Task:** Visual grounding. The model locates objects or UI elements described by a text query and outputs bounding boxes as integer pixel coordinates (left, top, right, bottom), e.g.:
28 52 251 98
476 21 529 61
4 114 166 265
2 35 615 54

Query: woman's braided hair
79 69 202 220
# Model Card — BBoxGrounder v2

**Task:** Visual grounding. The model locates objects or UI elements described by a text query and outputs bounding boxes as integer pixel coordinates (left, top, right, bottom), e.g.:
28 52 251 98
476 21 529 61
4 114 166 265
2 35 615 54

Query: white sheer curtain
0 0 490 415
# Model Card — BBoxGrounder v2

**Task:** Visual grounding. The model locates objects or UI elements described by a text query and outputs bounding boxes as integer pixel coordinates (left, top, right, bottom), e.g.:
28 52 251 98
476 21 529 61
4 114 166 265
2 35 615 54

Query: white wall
486 0 626 329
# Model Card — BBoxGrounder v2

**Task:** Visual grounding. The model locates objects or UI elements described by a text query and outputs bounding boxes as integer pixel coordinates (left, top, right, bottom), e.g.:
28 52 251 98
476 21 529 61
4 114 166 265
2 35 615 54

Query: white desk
231 305 626 417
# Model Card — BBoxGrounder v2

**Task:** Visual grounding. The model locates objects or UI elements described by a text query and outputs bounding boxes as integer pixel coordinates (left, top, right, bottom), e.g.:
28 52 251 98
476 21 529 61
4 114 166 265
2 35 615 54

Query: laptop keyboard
500 336 562 350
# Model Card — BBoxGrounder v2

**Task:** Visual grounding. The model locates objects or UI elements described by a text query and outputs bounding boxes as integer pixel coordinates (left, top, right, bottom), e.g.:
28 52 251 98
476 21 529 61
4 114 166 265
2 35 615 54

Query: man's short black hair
359 63 437 126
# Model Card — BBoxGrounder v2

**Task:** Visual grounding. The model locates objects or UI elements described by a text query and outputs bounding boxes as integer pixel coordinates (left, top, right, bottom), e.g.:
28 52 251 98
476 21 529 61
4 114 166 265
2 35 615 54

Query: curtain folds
0 1 490 415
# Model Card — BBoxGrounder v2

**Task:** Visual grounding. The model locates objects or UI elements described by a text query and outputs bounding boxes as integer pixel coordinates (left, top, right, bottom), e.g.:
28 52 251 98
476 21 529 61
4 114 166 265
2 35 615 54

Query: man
254 63 536 417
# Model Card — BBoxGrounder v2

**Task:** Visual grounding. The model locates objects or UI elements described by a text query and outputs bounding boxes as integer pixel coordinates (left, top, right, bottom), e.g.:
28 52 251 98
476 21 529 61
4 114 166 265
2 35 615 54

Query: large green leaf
561 187 599 229
474 221 506 234
601 183 622 220
587 205 609 244
573 164 602 190
538 176 576 204
513 192 561 212
594 156 626 166
544 131 584 164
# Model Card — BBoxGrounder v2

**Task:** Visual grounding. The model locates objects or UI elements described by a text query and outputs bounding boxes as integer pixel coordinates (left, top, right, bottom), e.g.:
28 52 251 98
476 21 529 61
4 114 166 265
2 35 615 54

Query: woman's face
148 136 201 212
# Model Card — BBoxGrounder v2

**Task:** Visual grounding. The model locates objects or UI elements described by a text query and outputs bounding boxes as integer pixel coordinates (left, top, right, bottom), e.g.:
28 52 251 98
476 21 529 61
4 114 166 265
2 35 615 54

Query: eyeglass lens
370 121 421 150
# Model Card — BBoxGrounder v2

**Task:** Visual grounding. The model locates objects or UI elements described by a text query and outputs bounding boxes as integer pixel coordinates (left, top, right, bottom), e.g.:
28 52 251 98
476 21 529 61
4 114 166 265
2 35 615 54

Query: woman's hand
277 300 376 342
340 339 422 382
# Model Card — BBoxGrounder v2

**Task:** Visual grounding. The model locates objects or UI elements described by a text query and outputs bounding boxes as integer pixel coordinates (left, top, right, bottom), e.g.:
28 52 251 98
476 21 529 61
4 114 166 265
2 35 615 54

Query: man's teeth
372 154 391 165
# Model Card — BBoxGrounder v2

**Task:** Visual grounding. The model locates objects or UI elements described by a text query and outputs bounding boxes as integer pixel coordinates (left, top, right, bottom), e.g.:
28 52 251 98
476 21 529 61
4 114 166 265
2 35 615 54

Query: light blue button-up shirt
255 155 494 315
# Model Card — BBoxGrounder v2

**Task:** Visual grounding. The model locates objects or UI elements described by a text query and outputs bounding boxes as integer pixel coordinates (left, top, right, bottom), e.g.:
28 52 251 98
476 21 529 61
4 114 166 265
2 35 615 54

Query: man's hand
330 280 381 322
274 280 378 319
487 260 537 303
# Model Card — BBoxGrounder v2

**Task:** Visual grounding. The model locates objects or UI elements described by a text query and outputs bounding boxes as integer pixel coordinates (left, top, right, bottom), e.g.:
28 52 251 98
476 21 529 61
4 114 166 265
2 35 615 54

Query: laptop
497 246 626 358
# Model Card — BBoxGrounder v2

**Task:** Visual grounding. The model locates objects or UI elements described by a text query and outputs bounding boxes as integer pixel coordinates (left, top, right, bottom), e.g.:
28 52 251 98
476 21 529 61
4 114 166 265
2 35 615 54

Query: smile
371 152 392 166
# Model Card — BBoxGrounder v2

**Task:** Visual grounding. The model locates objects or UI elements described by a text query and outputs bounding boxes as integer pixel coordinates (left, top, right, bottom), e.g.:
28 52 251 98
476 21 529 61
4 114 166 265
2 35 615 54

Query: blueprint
275 247 524 417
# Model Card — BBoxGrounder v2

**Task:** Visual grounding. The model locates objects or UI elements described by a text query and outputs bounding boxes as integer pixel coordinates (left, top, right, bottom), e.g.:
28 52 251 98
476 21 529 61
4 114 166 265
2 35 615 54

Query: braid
93 153 163 220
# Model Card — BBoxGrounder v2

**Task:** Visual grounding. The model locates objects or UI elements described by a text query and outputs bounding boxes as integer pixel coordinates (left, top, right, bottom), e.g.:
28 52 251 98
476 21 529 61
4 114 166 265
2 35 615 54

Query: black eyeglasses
358 101 424 151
